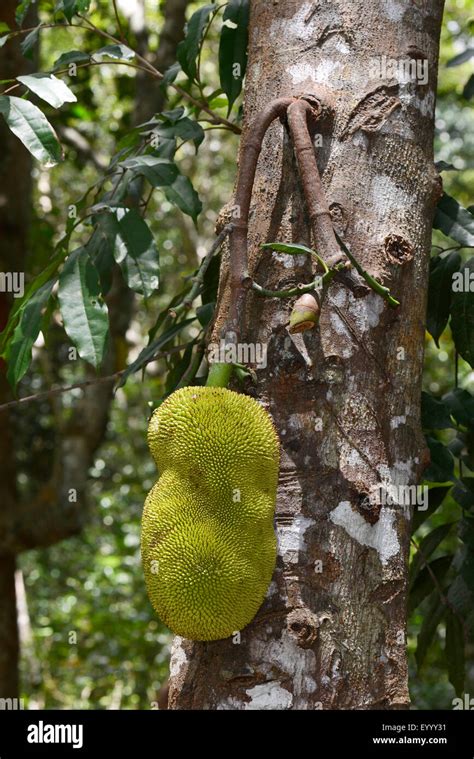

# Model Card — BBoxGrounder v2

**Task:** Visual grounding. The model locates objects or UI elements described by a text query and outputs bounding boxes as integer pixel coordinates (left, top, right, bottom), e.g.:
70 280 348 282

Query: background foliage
0 0 472 708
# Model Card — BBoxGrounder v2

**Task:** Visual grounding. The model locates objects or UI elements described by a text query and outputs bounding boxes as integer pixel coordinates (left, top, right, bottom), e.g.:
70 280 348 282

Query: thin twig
112 0 127 44
172 223 234 318
0 343 191 413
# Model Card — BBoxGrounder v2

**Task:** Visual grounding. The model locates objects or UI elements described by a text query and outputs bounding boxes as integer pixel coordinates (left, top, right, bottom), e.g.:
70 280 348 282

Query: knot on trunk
286 608 327 648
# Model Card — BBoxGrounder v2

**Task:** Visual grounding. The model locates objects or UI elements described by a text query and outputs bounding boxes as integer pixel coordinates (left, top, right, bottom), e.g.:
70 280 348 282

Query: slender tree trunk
0 0 38 699
169 0 444 710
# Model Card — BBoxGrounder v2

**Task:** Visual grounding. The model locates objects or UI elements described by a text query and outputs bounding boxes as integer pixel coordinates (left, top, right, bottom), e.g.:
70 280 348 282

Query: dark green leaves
58 0 92 23
177 4 216 81
415 591 445 670
6 279 55 390
426 251 461 345
94 44 135 61
219 0 249 114
425 436 455 482
116 319 194 389
410 523 454 583
0 96 63 166
434 193 474 247
119 156 178 187
53 50 91 70
421 391 454 430
164 174 202 223
445 610 465 697
447 48 474 67
451 258 474 368
113 209 159 297
58 248 109 368
17 73 77 108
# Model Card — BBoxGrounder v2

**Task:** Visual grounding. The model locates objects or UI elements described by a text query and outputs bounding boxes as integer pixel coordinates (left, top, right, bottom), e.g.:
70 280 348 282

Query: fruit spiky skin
141 386 280 641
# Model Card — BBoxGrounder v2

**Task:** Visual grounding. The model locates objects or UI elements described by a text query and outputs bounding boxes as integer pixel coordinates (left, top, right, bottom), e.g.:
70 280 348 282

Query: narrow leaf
426 251 461 346
58 248 109 368
6 279 55 389
434 193 474 247
410 522 454 585
164 174 202 222
409 555 453 613
451 258 474 368
53 50 91 70
0 96 63 166
114 209 160 297
424 436 455 483
445 610 465 697
116 319 195 389
421 391 454 430
177 4 216 81
261 241 317 258
415 591 445 670
93 44 135 61
447 48 474 67
219 0 249 113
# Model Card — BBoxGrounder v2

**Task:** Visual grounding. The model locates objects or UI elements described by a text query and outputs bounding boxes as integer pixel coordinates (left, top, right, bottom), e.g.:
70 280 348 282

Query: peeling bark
169 0 444 710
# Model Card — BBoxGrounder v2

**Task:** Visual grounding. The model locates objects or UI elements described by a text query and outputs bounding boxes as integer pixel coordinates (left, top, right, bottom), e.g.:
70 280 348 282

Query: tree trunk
0 0 37 700
169 0 444 710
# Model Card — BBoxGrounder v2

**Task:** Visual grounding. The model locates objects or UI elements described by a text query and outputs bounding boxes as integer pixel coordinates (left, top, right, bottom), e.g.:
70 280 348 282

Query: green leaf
152 116 204 152
160 61 181 90
93 44 135 61
408 555 452 613
53 50 91 71
61 0 91 22
177 4 216 81
0 96 63 166
445 610 465 697
426 251 461 346
451 258 474 368
21 26 40 59
463 74 474 100
434 193 474 247
6 279 55 390
0 35 10 48
196 302 214 328
0 253 65 355
113 209 159 297
443 388 474 428
415 591 445 671
453 480 474 511
16 0 32 26
412 486 451 533
116 319 195 389
261 241 317 258
119 156 178 187
219 0 249 114
164 174 202 223
410 523 454 585
0 23 10 34
424 436 455 483
58 248 109 368
447 48 474 67
421 391 454 430
17 73 77 108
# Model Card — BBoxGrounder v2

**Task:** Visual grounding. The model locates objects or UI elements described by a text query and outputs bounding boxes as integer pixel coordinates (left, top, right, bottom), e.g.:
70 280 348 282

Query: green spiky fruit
141 386 279 641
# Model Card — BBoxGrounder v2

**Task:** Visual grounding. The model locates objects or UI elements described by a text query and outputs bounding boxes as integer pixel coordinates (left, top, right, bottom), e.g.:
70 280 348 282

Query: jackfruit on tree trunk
141 386 280 641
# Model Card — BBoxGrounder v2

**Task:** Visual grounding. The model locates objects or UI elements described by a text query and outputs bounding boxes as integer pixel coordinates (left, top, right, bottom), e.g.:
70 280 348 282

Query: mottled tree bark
169 0 444 710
